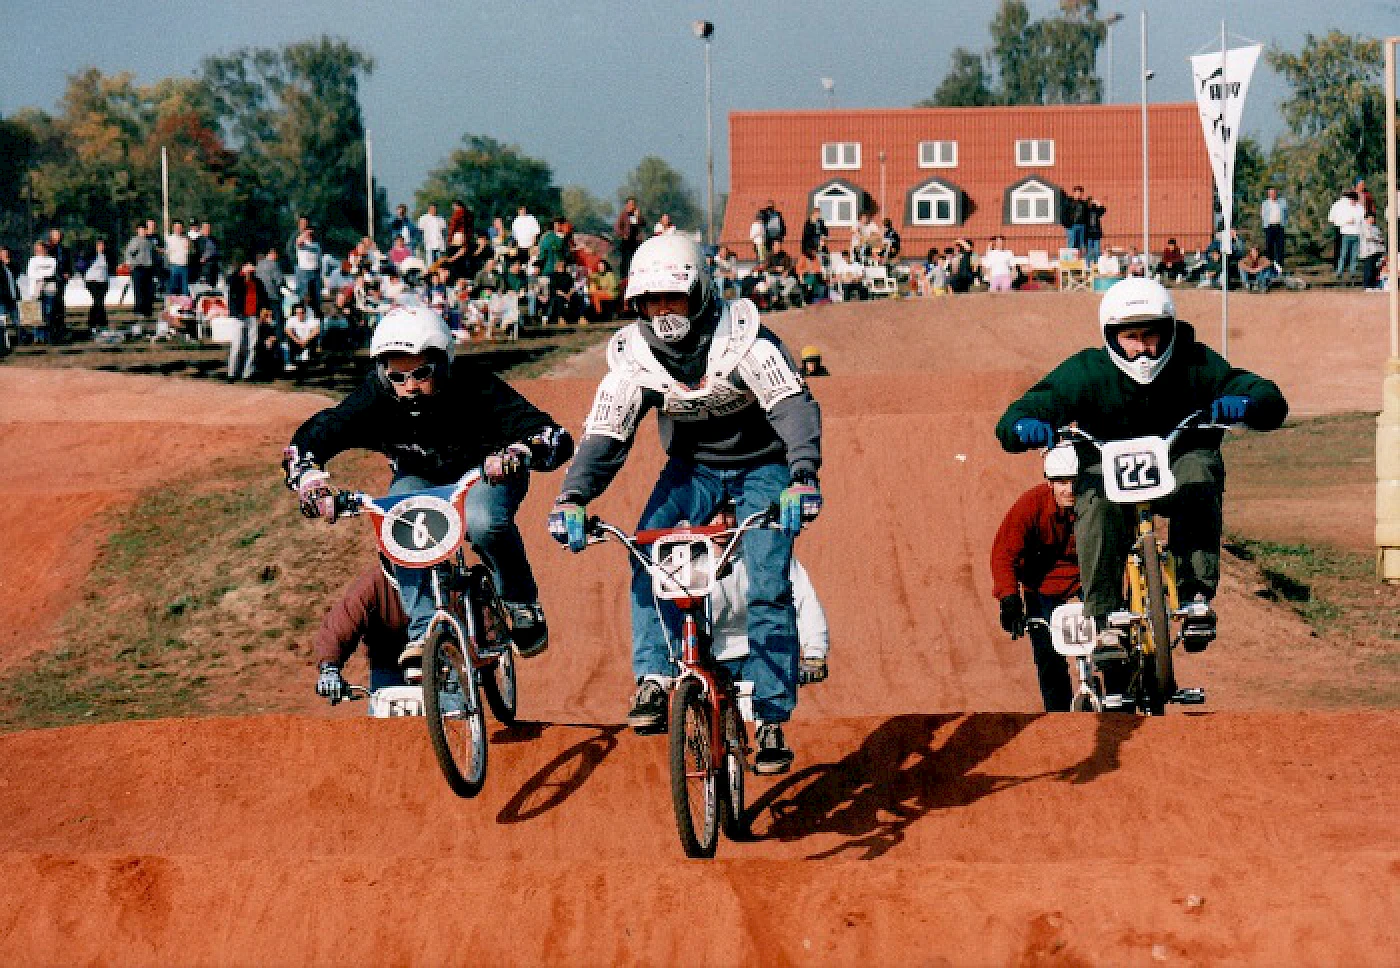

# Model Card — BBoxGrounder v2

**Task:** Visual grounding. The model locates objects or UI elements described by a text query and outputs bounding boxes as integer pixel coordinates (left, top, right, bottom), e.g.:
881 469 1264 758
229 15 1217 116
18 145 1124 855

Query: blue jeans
389 471 536 640
1067 224 1087 253
1023 591 1074 712
1086 237 1101 262
1336 235 1359 277
168 264 188 296
631 459 799 723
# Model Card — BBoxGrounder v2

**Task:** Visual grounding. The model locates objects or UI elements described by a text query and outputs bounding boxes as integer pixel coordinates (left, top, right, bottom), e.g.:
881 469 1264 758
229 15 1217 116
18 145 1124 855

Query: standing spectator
389 204 415 249
512 204 542 255
801 207 829 255
0 246 20 351
1329 190 1364 281
227 261 272 381
256 246 287 323
124 222 157 319
1060 185 1088 253
1084 195 1106 262
878 218 901 264
418 203 447 263
144 219 165 290
26 241 58 338
949 238 977 294
536 217 567 276
448 200 473 253
759 199 786 250
982 235 1016 292
165 219 191 295
295 226 323 307
613 196 645 277
46 228 73 344
1356 178 1376 218
286 215 310 267
749 214 769 263
653 213 676 235
1359 213 1386 290
195 222 219 286
1158 238 1187 282
1259 188 1288 268
84 239 111 332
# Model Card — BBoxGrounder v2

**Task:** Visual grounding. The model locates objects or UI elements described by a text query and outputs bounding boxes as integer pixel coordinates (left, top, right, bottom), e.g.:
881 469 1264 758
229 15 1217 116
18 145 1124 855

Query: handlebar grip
332 492 364 516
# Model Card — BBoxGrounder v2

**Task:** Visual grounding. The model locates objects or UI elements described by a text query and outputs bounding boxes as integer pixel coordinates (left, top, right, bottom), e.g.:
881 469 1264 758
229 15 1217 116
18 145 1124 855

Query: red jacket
990 483 1080 601
312 564 408 668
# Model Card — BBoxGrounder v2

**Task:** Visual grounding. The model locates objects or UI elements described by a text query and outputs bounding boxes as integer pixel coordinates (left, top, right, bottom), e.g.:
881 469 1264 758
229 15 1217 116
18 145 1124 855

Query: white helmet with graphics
1098 278 1176 385
1042 443 1079 480
623 233 713 343
370 305 456 363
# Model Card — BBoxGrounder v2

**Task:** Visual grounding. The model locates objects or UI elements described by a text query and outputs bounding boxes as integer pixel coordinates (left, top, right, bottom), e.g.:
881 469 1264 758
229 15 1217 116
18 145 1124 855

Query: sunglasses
384 363 435 385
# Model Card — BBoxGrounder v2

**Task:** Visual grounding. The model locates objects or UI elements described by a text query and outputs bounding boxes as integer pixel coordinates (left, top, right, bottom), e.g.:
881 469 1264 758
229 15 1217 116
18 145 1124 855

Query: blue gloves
780 472 823 536
316 662 345 704
1014 418 1055 449
1210 395 1251 425
549 500 588 553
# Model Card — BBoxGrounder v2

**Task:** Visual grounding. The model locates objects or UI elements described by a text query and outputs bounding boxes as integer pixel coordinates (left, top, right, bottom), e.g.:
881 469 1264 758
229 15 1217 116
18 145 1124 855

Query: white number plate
1049 602 1097 657
1101 436 1176 503
651 534 719 601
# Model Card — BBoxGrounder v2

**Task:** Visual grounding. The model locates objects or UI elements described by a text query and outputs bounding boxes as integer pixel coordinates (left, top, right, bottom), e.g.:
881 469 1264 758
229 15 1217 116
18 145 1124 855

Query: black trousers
1264 224 1286 267
1024 590 1074 712
86 280 108 330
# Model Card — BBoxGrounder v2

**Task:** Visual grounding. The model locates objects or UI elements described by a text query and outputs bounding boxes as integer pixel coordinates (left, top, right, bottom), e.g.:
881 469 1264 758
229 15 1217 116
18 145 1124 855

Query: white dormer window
1009 179 1057 224
1015 139 1054 167
813 182 859 226
918 140 958 168
821 142 861 170
910 182 958 226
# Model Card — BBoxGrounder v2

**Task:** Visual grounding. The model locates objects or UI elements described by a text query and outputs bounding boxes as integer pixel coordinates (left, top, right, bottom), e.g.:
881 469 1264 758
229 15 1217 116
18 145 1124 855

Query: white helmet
370 305 455 363
1043 444 1079 480
1098 278 1176 385
623 234 712 343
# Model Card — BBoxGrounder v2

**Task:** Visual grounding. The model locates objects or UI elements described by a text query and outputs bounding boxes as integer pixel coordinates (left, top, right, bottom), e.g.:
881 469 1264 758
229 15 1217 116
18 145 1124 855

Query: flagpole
1220 19 1230 360
366 130 374 243
161 146 170 241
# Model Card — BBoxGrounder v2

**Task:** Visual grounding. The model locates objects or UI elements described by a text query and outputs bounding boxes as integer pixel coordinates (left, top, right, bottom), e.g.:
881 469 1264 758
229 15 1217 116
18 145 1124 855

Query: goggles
384 363 435 385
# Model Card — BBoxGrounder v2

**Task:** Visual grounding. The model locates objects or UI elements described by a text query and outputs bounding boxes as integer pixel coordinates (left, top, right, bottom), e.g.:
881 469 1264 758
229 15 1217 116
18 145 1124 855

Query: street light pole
1140 11 1151 265
1378 35 1400 581
1103 12 1124 103
693 20 716 247
821 76 835 109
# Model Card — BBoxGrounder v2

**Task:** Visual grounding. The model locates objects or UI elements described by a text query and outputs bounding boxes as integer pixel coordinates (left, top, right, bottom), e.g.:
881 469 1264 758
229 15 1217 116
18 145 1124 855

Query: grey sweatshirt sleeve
557 372 654 504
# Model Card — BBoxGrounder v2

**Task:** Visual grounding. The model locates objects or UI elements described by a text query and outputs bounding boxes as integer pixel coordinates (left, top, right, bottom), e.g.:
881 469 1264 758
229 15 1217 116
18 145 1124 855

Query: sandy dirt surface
2 292 1396 965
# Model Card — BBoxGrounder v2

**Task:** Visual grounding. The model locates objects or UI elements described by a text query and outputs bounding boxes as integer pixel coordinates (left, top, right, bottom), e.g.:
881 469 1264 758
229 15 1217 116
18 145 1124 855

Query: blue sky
3 0 1395 210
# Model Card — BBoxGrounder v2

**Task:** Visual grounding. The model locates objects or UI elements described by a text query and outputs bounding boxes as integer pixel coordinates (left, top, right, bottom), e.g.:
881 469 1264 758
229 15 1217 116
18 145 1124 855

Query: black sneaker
626 679 669 733
798 656 828 685
753 722 795 775
1180 594 1217 653
506 602 549 658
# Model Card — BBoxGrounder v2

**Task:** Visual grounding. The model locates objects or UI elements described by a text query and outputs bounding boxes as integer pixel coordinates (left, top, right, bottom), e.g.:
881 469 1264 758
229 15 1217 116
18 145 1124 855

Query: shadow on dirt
496 724 626 824
747 712 1141 860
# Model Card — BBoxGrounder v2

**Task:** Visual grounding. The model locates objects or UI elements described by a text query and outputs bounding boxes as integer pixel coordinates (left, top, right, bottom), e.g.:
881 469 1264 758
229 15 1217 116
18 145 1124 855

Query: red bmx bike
585 506 782 857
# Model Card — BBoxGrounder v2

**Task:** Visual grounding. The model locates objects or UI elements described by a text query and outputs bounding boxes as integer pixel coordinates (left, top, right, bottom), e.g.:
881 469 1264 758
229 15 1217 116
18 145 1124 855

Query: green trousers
1075 448 1225 620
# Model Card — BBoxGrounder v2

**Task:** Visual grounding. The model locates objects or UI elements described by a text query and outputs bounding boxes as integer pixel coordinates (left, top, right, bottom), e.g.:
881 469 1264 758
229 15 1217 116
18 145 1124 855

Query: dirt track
1 292 1396 965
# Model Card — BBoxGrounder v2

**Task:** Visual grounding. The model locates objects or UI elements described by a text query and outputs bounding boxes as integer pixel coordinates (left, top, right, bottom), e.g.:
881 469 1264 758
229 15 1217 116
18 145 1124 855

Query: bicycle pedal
1170 687 1207 705
1101 694 1129 710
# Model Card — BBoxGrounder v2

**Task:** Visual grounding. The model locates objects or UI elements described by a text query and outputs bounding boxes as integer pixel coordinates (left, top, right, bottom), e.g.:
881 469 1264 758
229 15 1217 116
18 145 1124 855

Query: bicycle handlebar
329 466 488 519
585 504 781 576
1055 408 1230 453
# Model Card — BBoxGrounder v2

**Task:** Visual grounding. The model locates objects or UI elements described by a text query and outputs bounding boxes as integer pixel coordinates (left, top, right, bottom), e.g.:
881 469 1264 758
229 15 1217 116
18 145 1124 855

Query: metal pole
1106 24 1114 104
161 146 169 240
366 130 374 242
1379 36 1400 581
704 38 715 247
1140 11 1150 264
879 151 887 219
1220 18 1229 360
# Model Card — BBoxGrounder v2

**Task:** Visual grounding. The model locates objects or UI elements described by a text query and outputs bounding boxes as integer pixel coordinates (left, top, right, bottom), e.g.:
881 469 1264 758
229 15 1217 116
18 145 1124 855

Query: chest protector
584 299 804 441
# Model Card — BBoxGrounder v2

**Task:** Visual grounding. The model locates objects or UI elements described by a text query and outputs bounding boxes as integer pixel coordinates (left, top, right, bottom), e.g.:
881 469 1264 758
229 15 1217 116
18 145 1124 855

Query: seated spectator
981 236 1016 292
442 231 471 283
283 302 321 370
426 267 451 313
795 248 827 302
1159 238 1187 282
254 309 283 378
712 246 739 299
1124 246 1148 277
474 257 504 294
387 236 412 267
1238 246 1278 292
381 268 405 303
587 259 621 321
321 289 360 356
1095 252 1123 278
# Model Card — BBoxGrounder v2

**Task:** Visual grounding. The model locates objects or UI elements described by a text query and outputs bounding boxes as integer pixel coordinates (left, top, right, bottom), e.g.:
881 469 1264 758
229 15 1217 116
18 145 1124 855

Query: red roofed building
720 104 1213 260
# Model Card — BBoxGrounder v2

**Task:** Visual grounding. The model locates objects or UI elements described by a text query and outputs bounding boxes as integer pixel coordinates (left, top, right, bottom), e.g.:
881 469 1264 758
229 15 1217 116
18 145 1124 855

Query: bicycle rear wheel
720 702 749 842
468 568 518 725
669 677 720 858
1140 533 1176 715
423 624 489 798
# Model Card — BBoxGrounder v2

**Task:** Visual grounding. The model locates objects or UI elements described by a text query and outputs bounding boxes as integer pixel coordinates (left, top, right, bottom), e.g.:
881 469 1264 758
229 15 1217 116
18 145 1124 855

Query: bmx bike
1043 410 1222 715
584 506 783 858
334 466 519 797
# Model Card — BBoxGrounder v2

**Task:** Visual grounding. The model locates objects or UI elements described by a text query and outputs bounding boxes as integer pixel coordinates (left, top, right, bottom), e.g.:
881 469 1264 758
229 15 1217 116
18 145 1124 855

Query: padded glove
780 471 822 537
999 594 1026 639
316 662 345 704
296 469 336 521
484 443 532 485
1013 418 1055 449
549 500 588 553
1209 395 1251 425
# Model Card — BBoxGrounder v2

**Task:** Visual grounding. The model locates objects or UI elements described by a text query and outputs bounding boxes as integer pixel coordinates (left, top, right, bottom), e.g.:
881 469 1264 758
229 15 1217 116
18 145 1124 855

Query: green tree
1267 31 1389 256
560 185 613 235
990 1 1043 105
918 48 995 107
203 37 378 256
618 156 701 232
415 134 561 228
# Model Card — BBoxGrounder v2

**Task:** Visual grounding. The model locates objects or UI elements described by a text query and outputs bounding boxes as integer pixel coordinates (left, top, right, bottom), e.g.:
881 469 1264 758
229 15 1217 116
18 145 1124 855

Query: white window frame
821 142 861 171
909 183 958 226
918 140 958 168
814 183 859 227
1009 180 1057 225
1015 138 1055 167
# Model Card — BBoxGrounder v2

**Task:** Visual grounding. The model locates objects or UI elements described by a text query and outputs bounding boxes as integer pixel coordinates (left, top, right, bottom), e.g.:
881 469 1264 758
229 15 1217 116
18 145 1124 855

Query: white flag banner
1190 44 1262 253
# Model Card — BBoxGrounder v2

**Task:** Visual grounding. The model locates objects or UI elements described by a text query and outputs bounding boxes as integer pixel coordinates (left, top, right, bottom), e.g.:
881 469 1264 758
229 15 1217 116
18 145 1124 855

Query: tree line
0 35 704 263
921 2 1393 260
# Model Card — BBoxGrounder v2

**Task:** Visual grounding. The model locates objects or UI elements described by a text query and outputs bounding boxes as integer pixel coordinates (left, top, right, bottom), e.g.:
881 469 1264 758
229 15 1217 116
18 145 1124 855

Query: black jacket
290 361 571 483
227 272 273 318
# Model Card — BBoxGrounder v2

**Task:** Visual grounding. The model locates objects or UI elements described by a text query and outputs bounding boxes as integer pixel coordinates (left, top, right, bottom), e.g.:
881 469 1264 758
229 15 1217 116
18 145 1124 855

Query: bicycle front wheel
669 677 720 858
423 625 489 798
1140 533 1176 715
720 702 749 842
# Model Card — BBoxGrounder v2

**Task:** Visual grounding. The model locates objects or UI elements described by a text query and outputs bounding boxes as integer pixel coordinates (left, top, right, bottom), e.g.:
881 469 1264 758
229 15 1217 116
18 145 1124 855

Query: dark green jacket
996 323 1288 458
